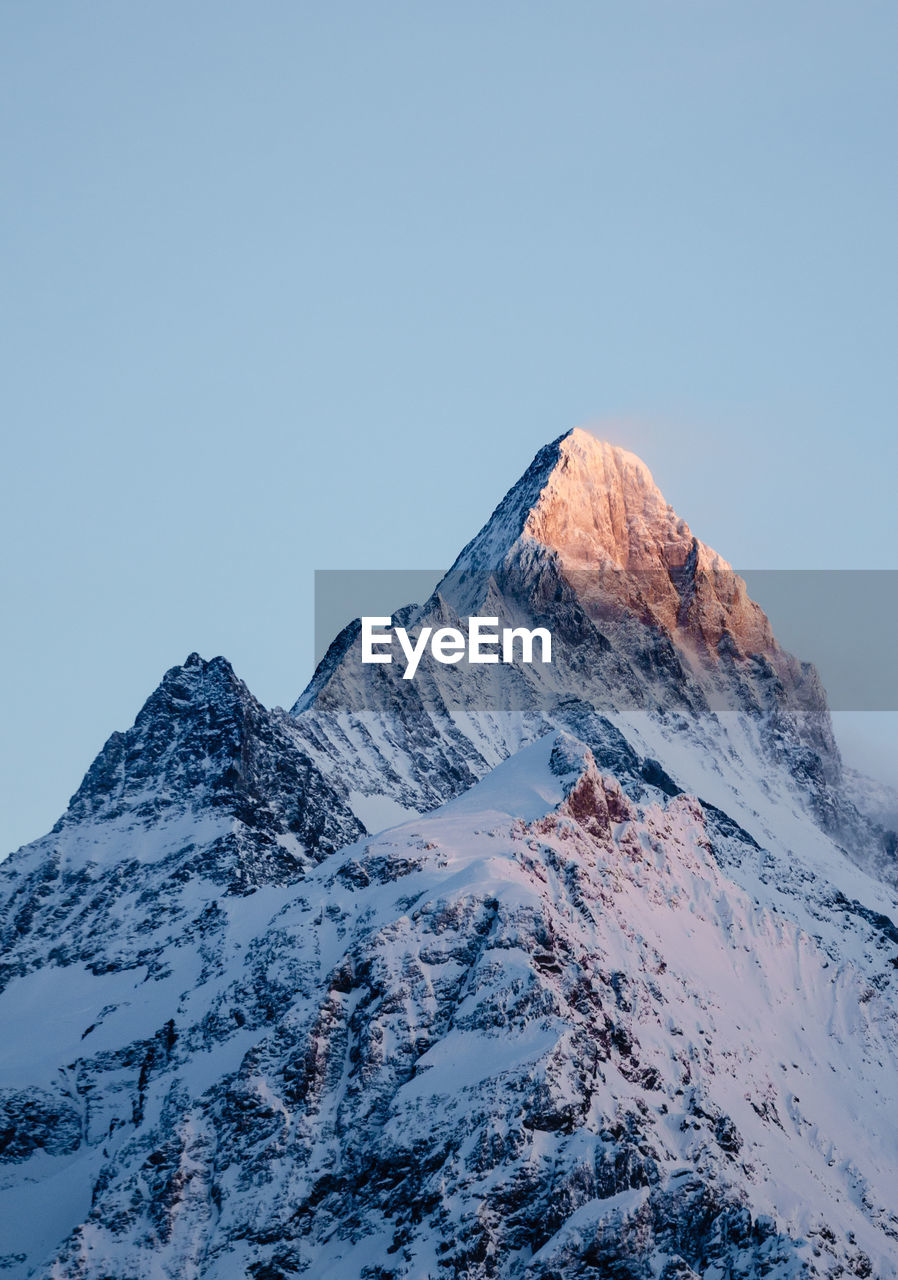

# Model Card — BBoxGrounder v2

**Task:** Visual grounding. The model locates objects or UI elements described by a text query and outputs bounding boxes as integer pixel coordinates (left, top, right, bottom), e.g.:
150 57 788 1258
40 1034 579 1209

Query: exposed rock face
1 430 896 1279
452 429 776 658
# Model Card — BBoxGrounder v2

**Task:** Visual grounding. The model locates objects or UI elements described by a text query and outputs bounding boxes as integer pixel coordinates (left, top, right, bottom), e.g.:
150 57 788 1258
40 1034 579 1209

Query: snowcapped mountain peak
524 428 692 572
287 429 847 849
446 427 774 659
38 650 363 882
549 427 663 507
57 651 259 830
448 428 676 577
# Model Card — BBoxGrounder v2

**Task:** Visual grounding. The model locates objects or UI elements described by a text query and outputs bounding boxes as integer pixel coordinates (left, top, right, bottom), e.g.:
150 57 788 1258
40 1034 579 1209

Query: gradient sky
2 2 897 854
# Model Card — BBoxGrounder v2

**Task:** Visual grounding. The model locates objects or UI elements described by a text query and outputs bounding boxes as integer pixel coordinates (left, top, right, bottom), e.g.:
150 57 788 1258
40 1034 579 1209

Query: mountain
1 430 896 1280
291 431 868 868
445 431 775 655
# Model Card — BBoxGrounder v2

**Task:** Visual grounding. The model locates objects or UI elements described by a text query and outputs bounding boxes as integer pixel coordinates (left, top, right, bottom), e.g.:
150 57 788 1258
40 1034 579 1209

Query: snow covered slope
1 429 896 1279
2 732 897 1278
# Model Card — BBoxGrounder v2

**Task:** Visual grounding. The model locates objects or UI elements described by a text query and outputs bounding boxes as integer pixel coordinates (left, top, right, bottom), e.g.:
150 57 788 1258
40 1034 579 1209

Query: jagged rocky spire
55 651 364 875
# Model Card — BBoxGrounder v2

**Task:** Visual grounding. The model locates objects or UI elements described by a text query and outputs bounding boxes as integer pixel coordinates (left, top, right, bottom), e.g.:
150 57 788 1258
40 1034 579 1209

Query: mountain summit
293 429 841 841
449 428 775 657
450 429 681 574
1 429 896 1279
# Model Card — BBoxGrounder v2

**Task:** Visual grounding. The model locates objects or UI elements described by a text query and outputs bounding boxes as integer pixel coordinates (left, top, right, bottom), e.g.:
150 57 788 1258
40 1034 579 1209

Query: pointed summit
523 429 694 573
54 652 363 876
449 428 774 657
450 428 696 577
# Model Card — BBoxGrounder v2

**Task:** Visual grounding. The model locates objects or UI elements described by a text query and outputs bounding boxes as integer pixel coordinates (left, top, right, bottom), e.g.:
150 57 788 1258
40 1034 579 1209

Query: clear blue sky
2 2 896 853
